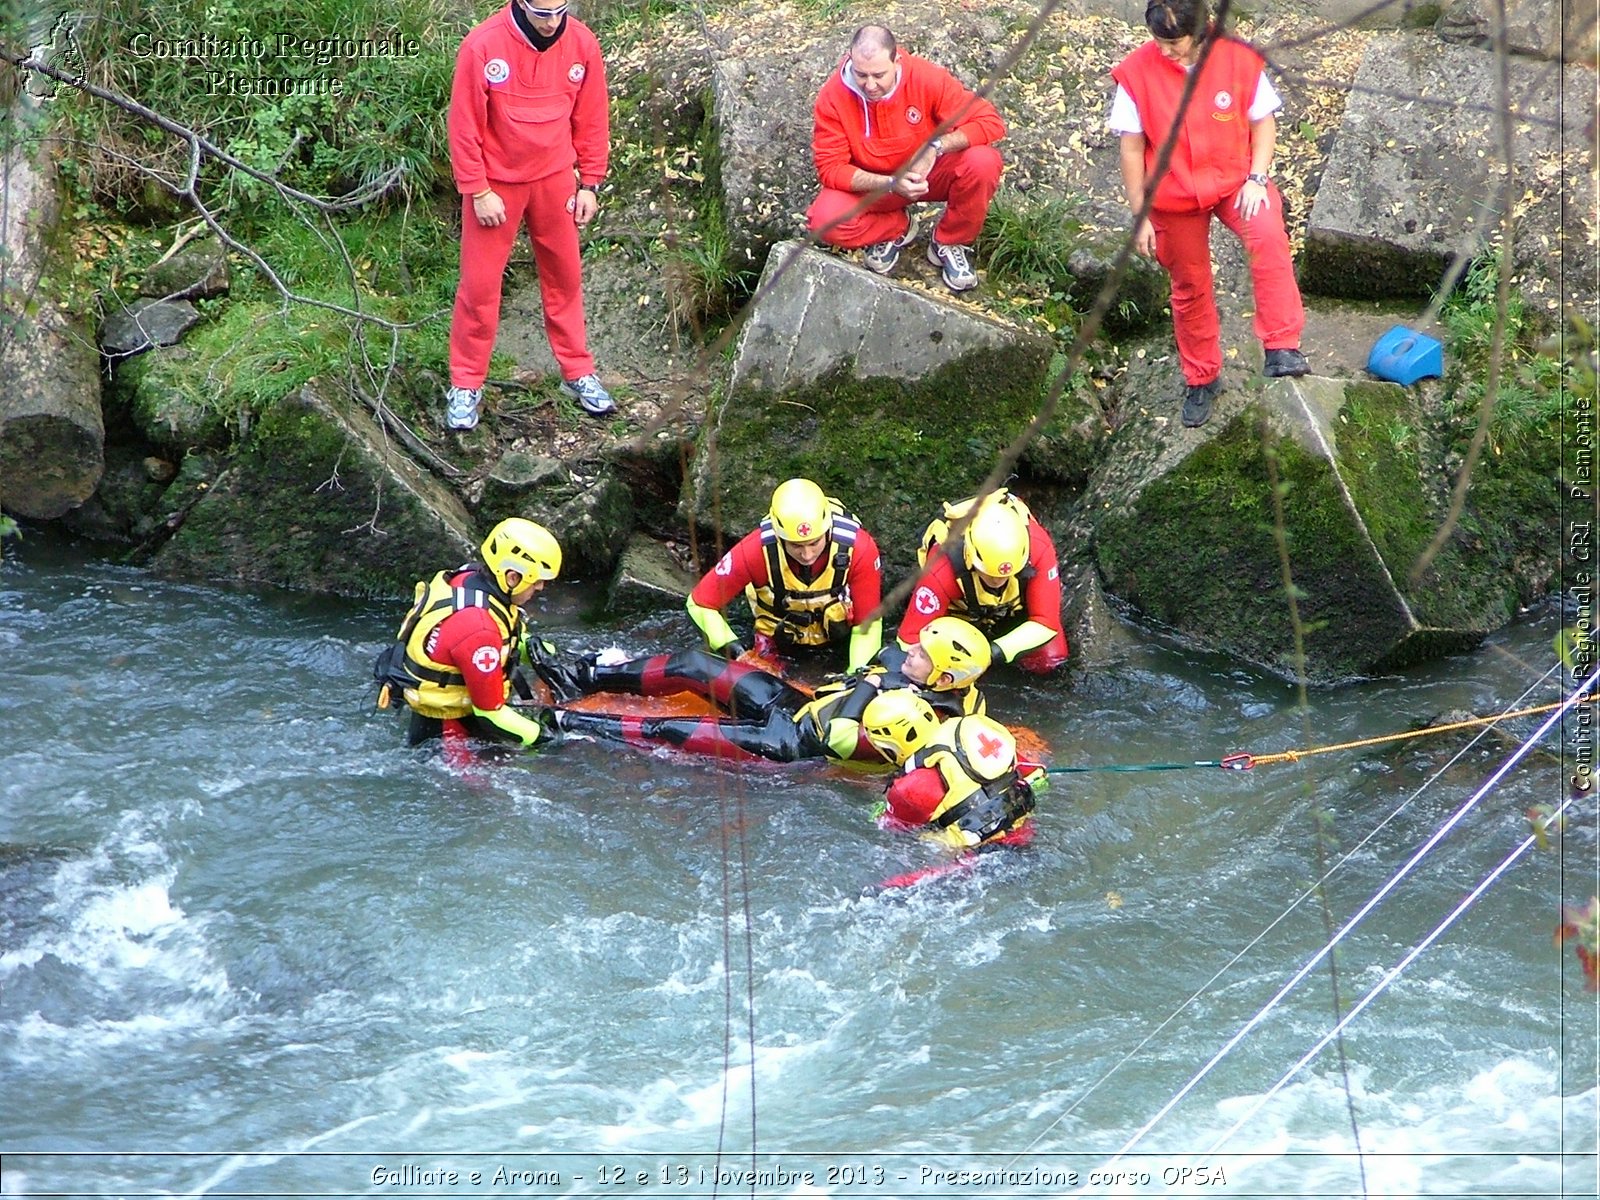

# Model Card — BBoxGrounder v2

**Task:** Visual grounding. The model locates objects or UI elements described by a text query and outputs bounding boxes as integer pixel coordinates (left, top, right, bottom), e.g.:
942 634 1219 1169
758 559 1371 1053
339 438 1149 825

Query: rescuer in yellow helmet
878 712 1047 848
373 517 567 752
901 488 1068 674
685 478 885 671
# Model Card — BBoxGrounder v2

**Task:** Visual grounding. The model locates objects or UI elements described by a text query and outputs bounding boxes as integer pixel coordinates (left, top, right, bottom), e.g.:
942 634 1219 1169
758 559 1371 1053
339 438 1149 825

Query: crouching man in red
807 23 1006 292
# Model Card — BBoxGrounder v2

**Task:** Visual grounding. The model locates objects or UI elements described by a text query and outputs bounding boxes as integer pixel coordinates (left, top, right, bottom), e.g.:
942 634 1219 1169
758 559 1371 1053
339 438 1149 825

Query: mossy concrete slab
151 381 476 598
1304 34 1595 308
606 534 698 616
1092 376 1550 682
687 240 1053 579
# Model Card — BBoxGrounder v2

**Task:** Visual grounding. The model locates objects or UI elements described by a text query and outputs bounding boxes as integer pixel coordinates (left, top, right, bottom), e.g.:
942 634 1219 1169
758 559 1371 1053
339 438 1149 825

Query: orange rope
1249 698 1586 767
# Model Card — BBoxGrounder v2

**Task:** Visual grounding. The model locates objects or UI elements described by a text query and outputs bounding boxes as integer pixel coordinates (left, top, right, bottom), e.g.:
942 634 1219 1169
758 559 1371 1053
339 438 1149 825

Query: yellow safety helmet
964 496 1029 579
918 615 992 691
951 715 1017 781
768 478 832 543
861 688 941 766
481 517 562 592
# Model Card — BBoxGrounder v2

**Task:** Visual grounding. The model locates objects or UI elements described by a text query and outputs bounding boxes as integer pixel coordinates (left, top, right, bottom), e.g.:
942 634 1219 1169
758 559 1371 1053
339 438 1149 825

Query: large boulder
605 533 698 616
150 381 476 597
1436 0 1600 63
686 240 1054 579
709 39 838 267
1091 376 1560 682
0 123 103 521
1302 33 1596 311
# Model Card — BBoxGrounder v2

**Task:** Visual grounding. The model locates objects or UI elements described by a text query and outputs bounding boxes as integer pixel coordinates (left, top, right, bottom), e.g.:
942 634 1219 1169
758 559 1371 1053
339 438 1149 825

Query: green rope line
1045 758 1248 774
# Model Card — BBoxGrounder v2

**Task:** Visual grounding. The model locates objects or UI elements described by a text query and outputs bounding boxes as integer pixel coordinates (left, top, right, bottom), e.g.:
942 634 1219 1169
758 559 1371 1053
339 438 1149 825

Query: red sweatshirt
1110 36 1263 213
448 9 610 194
812 52 1006 192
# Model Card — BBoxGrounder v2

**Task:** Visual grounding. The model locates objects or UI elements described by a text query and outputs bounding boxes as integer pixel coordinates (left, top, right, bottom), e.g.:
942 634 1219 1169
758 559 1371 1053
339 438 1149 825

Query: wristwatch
1246 172 1270 186
930 137 945 157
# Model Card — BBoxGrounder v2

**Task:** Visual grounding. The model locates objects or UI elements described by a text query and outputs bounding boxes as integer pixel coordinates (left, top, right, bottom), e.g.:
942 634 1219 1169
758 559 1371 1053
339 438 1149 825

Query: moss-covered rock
688 350 1052 583
150 381 475 598
1092 376 1554 682
542 472 637 580
687 241 1054 580
606 533 698 616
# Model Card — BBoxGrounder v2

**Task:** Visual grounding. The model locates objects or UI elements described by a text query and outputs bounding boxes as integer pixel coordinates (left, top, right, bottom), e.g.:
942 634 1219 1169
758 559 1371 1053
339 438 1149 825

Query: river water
2 538 1595 1199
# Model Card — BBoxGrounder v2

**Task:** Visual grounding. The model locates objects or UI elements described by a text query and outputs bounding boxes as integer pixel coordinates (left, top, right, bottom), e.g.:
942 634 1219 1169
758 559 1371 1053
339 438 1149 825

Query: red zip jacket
1110 35 1262 212
448 9 609 194
812 52 1006 191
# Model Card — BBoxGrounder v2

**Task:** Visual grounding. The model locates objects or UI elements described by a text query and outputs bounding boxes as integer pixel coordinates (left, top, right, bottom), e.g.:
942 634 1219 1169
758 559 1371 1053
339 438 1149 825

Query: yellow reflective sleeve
994 620 1053 662
472 703 544 747
847 619 883 672
686 595 739 650
823 717 863 760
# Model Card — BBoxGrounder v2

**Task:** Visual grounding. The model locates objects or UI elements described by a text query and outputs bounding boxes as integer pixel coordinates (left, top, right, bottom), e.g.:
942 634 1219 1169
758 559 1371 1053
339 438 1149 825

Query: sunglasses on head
521 1 568 17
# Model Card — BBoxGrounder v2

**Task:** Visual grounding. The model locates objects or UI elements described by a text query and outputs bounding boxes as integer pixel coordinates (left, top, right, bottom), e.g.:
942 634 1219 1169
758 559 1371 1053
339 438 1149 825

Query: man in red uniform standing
445 1 615 432
897 490 1068 675
1110 0 1309 428
807 23 1006 293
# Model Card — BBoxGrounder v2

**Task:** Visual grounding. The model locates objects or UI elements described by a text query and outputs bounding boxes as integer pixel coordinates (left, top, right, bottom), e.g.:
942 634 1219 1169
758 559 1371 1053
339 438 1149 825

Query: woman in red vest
1110 1 1309 428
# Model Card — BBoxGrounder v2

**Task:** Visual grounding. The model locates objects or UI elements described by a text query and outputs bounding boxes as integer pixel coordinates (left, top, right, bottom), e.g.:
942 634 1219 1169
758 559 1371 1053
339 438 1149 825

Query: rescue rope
1097 666 1598 1177
1043 697 1587 774
1005 662 1567 1171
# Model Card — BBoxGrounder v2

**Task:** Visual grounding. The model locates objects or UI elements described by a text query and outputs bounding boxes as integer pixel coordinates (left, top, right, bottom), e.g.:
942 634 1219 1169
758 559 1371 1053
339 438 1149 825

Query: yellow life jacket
791 665 984 761
916 490 1036 626
906 717 1037 847
387 568 525 720
746 499 863 647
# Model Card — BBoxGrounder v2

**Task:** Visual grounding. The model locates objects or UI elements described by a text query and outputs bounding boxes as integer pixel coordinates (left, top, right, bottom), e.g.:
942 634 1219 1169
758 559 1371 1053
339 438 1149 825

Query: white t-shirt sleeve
1248 72 1282 121
1111 71 1278 132
1108 84 1142 135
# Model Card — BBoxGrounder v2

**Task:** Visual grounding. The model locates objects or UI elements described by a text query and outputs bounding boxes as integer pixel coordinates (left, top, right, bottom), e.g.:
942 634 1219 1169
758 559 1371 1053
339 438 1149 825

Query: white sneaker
560 373 615 415
862 212 921 274
445 385 481 431
927 241 978 292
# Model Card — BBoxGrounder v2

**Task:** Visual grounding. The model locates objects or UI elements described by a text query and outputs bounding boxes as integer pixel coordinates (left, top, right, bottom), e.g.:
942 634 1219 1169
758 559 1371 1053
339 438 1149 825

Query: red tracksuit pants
806 145 1003 249
1151 181 1305 386
449 174 594 388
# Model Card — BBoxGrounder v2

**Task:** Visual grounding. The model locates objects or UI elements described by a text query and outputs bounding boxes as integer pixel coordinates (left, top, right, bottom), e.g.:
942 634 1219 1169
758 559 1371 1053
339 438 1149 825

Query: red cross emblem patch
472 646 501 674
976 730 1006 761
795 522 812 538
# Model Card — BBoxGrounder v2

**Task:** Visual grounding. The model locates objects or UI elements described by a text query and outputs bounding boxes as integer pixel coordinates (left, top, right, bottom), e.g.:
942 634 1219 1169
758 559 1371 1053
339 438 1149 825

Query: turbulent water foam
2 553 1592 1196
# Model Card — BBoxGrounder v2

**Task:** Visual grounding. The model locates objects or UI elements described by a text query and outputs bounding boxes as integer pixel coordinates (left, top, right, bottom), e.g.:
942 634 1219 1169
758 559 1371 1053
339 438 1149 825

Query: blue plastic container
1367 325 1443 385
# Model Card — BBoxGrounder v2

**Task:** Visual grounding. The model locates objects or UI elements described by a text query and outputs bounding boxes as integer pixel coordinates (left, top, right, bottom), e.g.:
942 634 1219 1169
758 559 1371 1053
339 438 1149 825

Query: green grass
1437 258 1573 454
56 0 459 210
980 194 1086 291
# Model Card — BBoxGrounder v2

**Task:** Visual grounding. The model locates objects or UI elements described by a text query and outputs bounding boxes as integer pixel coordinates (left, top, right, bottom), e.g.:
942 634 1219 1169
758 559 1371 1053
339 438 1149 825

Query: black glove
525 638 590 702
720 640 748 660
533 706 566 749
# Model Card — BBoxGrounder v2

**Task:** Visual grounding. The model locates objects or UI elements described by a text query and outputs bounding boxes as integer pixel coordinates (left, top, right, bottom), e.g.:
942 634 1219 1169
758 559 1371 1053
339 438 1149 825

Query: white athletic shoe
445 385 481 431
